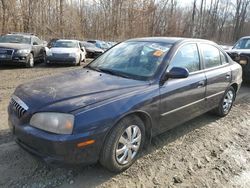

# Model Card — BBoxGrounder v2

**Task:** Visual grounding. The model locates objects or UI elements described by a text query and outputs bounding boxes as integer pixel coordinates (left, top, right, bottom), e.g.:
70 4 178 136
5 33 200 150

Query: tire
100 115 145 172
40 51 46 63
213 86 236 117
77 55 81 66
26 53 34 68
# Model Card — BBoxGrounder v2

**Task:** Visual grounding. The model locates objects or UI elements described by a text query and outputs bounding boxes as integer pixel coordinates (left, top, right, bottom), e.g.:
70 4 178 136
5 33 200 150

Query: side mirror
166 67 189 79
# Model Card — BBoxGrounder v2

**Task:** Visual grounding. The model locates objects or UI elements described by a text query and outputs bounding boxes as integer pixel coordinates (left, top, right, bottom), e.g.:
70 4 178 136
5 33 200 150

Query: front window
52 41 78 48
233 38 250 49
168 44 200 73
0 35 31 44
88 41 172 80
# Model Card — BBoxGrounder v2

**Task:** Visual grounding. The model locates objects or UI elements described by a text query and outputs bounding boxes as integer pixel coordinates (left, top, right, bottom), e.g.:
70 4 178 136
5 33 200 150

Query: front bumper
9 115 104 164
86 51 103 58
0 55 28 65
46 56 77 65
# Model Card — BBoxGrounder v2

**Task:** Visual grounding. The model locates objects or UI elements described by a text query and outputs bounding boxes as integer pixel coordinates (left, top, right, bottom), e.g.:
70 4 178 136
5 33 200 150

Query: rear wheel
213 86 236 117
26 53 34 68
100 115 145 172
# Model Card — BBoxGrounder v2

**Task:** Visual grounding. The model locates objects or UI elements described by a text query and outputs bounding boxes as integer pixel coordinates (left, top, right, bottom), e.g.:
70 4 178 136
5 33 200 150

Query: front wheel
100 115 145 172
213 86 236 117
26 53 34 68
76 55 81 66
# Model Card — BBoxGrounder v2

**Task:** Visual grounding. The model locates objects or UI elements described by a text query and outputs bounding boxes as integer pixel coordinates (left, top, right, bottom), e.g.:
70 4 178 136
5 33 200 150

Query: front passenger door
158 43 206 134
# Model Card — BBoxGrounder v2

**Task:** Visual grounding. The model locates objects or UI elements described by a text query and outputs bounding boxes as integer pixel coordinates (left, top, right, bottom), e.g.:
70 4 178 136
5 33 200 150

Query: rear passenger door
199 43 231 109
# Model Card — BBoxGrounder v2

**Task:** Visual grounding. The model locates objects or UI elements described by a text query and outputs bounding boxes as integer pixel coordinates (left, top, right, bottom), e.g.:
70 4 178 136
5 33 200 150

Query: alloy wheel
115 125 141 165
223 90 234 113
29 54 34 67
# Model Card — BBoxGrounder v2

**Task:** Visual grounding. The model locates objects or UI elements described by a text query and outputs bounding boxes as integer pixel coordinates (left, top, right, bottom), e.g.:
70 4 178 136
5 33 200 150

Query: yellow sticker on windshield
153 50 164 57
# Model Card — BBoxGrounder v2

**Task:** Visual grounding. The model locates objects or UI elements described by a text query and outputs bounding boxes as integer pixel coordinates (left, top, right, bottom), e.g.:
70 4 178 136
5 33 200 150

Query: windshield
88 41 172 80
233 38 250 49
100 42 109 49
0 35 31 44
52 41 78 48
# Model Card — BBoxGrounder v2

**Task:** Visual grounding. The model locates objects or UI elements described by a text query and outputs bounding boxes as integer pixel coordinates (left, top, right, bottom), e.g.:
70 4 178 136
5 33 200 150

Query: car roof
239 36 250 39
6 33 33 37
57 39 79 42
126 37 215 45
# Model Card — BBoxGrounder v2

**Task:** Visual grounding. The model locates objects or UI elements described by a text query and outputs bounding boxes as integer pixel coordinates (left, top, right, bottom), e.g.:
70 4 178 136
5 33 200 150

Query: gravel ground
0 62 250 188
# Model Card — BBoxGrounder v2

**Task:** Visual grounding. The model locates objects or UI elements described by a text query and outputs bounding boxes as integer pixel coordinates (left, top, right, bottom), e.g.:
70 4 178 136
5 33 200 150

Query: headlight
30 113 74 134
47 50 52 56
239 59 248 65
69 53 77 57
16 49 30 54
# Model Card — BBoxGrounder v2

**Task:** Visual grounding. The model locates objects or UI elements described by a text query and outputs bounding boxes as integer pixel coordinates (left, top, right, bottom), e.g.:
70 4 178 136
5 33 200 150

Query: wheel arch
230 83 239 93
101 110 153 151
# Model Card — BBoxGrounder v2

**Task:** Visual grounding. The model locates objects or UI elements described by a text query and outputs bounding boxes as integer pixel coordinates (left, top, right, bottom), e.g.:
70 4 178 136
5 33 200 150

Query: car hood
0 43 30 50
49 48 79 53
227 49 250 54
14 69 149 113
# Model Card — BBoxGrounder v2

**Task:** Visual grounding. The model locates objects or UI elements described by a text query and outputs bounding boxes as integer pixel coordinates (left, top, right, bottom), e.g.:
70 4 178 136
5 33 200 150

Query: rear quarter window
220 51 228 64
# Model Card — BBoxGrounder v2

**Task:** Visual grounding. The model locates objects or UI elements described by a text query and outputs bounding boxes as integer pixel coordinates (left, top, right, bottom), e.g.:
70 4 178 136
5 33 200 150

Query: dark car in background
8 37 242 172
226 36 250 82
80 41 104 58
87 40 110 51
0 33 46 67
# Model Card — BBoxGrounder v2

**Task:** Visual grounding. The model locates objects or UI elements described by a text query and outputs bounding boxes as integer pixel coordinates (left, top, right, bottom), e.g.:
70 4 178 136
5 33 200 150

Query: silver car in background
46 39 86 66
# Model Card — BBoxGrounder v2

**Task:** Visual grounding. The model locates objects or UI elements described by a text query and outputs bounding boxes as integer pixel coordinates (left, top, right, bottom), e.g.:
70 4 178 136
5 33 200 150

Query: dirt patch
1 63 250 188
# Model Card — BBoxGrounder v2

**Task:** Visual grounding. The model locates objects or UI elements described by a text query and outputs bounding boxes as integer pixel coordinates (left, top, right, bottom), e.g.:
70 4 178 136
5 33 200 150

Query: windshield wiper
86 66 102 72
99 68 132 79
86 66 132 79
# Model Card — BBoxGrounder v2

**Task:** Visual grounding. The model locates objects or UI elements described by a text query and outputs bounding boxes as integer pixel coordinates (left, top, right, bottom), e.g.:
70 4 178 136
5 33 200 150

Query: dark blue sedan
8 37 242 172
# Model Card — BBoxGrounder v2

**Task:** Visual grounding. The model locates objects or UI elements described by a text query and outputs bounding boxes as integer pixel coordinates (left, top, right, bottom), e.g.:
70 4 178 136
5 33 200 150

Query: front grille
52 53 69 58
0 48 14 59
10 97 27 118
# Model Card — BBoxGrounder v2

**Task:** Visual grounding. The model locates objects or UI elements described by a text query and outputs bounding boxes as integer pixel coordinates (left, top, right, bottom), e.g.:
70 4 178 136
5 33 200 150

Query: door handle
197 81 205 88
226 73 231 79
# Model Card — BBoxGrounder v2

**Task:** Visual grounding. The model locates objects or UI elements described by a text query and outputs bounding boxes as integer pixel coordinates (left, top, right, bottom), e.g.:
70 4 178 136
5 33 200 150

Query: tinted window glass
201 44 221 68
168 44 200 72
